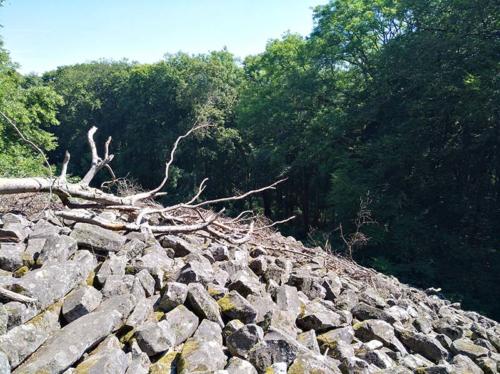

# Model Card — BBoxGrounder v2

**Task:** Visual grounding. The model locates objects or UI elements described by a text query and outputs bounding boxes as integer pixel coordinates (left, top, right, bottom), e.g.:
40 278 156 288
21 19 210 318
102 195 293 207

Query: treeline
1 0 499 319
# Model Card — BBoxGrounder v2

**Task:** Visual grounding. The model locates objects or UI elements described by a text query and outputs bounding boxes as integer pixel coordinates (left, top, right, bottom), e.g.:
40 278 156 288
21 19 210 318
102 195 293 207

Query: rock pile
0 211 498 373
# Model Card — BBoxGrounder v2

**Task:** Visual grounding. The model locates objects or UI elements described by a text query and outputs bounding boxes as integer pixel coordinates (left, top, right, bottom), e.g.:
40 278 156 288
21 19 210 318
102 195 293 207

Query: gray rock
400 353 433 370
226 324 264 359
209 244 230 261
0 302 61 368
264 263 291 285
247 294 276 324
135 321 174 357
359 349 394 369
352 302 385 321
0 243 23 271
0 223 29 242
70 222 126 251
0 305 6 335
118 238 147 259
36 234 77 265
249 257 268 276
12 250 96 309
194 319 223 345
476 356 498 374
296 299 342 332
275 285 301 318
178 338 227 373
228 269 263 297
451 354 483 374
395 328 448 363
317 326 355 353
74 335 128 373
96 253 127 285
160 235 197 257
135 269 155 297
288 272 327 299
164 304 199 346
159 282 188 311
288 352 342 373
101 274 135 298
223 319 245 341
218 290 257 324
0 351 9 374
177 259 214 285
15 294 134 373
3 301 38 329
354 319 407 355
62 285 102 323
126 296 155 328
225 357 257 374
28 219 61 239
451 337 489 359
297 330 321 353
434 319 463 340
186 283 224 327
125 340 150 374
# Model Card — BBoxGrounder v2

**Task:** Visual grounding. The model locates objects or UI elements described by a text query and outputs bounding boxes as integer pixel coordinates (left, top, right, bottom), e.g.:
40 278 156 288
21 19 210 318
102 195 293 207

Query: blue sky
0 0 327 74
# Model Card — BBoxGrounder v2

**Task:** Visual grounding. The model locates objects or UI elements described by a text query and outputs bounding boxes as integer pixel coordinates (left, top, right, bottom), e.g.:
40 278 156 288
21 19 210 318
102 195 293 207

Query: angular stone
263 309 300 338
74 335 128 374
3 301 38 329
228 269 263 297
0 302 61 368
317 326 355 353
264 263 291 285
15 294 134 373
275 285 301 318
62 285 102 323
297 330 320 353
159 282 188 311
247 294 276 323
0 305 6 335
226 324 264 359
160 235 197 257
0 351 9 374
164 304 199 346
148 350 177 374
359 349 394 369
177 259 214 285
218 290 257 324
126 340 150 374
0 243 23 271
476 356 498 374
451 338 489 359
96 253 127 285
126 296 155 328
209 244 230 261
193 319 223 345
36 234 77 265
101 274 135 298
70 222 126 251
186 283 223 327
354 319 407 355
223 319 245 341
434 320 463 340
11 250 96 309
135 269 155 297
135 321 174 357
288 352 342 374
118 238 147 259
288 272 326 299
0 223 29 243
249 257 268 276
396 328 448 363
352 302 385 321
451 354 483 374
296 299 342 332
178 338 227 373
225 357 257 374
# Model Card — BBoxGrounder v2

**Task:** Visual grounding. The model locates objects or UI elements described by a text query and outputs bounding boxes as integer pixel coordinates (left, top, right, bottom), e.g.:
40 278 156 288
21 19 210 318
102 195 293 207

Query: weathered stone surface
275 285 301 318
225 357 257 374
12 250 96 309
3 301 37 330
159 282 188 311
0 351 9 374
160 235 197 257
317 326 355 353
148 350 176 374
125 340 150 374
74 335 128 374
96 253 127 285
0 243 24 271
70 222 126 251
288 352 342 374
228 269 263 297
62 285 102 323
289 272 327 299
354 319 407 355
101 274 135 298
118 238 147 259
0 302 61 368
135 320 174 357
218 290 257 324
186 283 223 327
451 337 489 359
296 299 342 332
36 234 77 265
178 338 227 373
226 324 264 358
177 258 214 285
135 269 155 297
209 244 230 261
396 328 448 363
352 302 385 321
15 294 134 373
164 304 199 346
359 349 394 369
223 319 245 341
126 296 156 328
194 319 223 345
297 330 321 353
451 354 483 374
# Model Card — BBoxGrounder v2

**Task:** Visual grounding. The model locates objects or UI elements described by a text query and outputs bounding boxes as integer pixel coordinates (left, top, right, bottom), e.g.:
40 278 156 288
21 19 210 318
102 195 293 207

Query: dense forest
1 0 499 319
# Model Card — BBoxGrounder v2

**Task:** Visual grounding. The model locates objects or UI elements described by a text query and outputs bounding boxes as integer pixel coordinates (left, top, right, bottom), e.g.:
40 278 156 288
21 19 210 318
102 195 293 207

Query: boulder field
0 211 498 373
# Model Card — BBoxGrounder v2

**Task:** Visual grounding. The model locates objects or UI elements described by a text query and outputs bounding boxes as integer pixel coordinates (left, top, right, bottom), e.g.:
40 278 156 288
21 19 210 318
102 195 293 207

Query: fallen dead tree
0 122 293 244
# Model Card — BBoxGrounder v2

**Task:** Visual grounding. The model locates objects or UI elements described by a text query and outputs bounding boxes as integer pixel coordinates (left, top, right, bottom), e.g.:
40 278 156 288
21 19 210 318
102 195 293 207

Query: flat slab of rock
62 285 102 323
218 290 257 324
74 335 128 374
164 304 199 346
14 294 134 373
178 338 227 374
70 223 126 251
186 283 223 327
